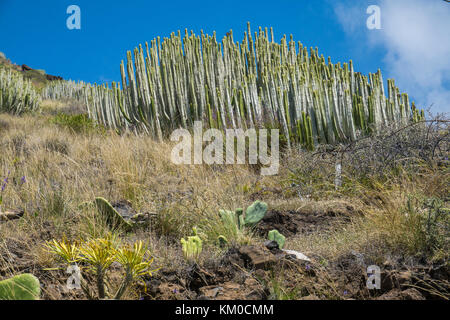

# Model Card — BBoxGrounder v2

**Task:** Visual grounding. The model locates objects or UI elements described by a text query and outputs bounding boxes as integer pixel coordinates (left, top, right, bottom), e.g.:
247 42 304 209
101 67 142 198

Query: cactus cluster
85 24 424 148
0 69 40 114
41 80 89 102
42 24 425 150
219 200 268 231
218 200 268 244
180 227 203 262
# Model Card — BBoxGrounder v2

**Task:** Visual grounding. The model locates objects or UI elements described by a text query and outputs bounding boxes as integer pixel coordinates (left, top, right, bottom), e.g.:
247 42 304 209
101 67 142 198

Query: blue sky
0 0 448 113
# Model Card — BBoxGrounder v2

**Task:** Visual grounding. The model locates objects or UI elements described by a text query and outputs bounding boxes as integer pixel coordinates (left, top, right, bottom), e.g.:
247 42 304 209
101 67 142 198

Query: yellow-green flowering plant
45 234 158 300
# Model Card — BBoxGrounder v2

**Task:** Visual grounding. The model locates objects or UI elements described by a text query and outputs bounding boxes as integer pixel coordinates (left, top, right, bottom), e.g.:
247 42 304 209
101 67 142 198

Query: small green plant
181 227 203 263
243 201 268 227
50 113 102 134
0 274 41 300
46 235 157 300
219 201 268 230
268 230 286 249
216 201 268 244
113 241 156 299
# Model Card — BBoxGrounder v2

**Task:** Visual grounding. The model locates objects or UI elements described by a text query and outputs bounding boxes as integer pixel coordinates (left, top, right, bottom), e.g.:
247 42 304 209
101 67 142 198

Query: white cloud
336 0 450 114
334 2 365 35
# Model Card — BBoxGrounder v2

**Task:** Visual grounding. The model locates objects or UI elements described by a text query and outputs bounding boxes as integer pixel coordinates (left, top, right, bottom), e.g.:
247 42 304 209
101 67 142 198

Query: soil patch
256 207 354 237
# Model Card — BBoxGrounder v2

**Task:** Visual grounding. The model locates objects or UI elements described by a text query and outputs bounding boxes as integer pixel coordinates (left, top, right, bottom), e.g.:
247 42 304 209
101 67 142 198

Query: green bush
50 113 104 134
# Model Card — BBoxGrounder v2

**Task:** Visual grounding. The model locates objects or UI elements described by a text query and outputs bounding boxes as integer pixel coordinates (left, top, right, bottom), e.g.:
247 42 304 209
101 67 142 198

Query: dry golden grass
0 100 448 300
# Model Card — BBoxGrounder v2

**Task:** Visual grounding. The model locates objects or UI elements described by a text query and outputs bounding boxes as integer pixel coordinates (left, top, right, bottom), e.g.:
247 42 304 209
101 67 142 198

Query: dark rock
146 279 161 296
430 264 450 281
264 240 280 251
46 74 63 81
0 210 24 222
381 270 396 292
254 269 267 280
239 245 278 270
401 288 426 300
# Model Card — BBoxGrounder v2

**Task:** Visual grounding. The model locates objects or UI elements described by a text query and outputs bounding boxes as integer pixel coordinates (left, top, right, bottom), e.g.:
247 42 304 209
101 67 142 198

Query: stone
254 269 267 279
244 278 259 287
380 270 396 292
21 64 32 72
282 249 311 262
239 246 278 270
198 285 223 299
157 282 184 298
0 210 24 222
264 240 279 251
198 281 265 300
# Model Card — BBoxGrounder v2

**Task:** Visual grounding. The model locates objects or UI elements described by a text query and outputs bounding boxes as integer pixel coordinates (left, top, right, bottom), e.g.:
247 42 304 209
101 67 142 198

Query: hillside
0 24 448 301
0 52 62 90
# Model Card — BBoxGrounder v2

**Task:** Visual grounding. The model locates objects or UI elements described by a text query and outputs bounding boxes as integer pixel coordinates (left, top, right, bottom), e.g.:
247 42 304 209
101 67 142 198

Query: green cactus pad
0 274 41 300
244 201 268 227
268 229 286 249
94 197 133 231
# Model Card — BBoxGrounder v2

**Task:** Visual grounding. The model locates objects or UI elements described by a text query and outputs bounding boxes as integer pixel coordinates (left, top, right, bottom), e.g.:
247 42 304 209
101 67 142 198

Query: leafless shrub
336 117 449 178
285 116 449 198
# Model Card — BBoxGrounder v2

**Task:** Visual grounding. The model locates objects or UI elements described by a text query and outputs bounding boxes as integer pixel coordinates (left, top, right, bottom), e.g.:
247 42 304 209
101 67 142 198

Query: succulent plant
268 229 286 249
244 200 268 227
0 69 40 115
46 236 157 300
42 24 425 150
0 274 41 300
219 200 268 233
181 227 203 262
94 197 133 231
41 80 88 102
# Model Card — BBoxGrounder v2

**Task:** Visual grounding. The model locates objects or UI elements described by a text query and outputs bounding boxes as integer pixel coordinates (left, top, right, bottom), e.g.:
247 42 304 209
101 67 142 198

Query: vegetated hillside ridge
0 26 448 301
42 24 424 151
